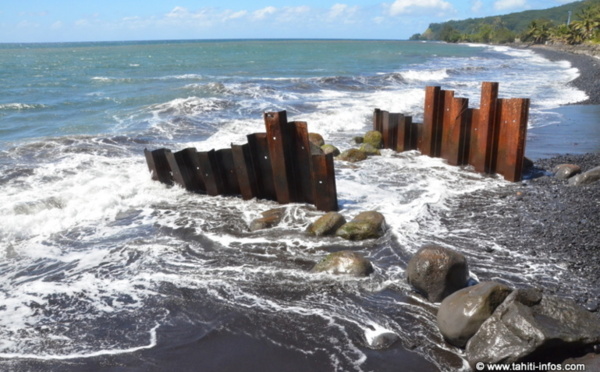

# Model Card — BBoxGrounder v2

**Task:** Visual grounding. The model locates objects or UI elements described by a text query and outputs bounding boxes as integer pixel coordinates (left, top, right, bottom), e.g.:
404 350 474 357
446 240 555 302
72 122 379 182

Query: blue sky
1 0 577 42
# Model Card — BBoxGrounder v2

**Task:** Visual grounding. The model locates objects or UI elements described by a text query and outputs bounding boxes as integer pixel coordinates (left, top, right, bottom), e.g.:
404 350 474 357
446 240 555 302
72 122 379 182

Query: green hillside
411 0 600 44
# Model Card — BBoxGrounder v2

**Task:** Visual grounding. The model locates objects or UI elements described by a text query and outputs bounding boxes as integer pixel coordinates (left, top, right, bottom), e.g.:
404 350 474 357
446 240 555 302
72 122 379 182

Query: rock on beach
466 289 600 367
437 282 512 348
335 211 386 241
406 244 469 303
311 250 374 277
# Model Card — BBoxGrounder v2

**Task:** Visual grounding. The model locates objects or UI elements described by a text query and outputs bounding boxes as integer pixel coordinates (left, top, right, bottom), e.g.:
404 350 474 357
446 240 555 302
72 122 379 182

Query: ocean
0 39 593 371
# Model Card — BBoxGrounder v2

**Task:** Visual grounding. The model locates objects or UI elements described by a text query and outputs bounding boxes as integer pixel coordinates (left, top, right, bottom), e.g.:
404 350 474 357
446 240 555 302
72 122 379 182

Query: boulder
307 212 347 237
249 208 285 231
437 282 512 347
466 289 600 367
311 250 374 277
359 143 381 156
321 144 341 156
406 244 469 303
308 132 325 147
363 130 383 149
310 142 325 155
568 166 600 186
364 329 400 350
337 148 367 163
353 136 364 144
335 211 386 241
553 164 581 180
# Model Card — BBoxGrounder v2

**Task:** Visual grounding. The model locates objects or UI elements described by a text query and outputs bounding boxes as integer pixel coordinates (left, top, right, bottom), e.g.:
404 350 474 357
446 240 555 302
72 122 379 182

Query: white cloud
51 21 63 30
472 0 483 12
166 6 189 19
222 10 247 21
494 0 527 11
253 6 277 20
328 3 359 21
389 0 453 16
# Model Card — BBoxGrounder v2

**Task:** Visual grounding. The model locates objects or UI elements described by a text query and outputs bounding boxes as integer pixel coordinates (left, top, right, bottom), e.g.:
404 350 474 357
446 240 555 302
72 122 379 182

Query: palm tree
524 20 551 44
570 6 600 41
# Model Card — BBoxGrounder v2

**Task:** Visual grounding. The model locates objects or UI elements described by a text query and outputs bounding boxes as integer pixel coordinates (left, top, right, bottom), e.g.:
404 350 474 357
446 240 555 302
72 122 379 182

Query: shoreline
516 43 600 105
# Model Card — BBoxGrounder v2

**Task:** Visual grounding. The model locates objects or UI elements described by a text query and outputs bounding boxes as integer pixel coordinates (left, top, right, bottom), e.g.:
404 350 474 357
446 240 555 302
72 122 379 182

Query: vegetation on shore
410 0 600 45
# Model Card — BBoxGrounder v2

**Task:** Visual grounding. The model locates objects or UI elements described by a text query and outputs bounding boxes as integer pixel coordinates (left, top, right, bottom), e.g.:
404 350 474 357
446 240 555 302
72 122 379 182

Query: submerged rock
337 148 367 163
310 142 325 155
364 329 400 350
363 130 383 149
308 132 325 147
249 208 285 231
553 164 581 180
406 244 469 303
311 250 374 277
321 144 341 156
359 143 381 156
353 136 364 144
437 282 512 347
335 211 386 241
466 289 600 367
568 165 600 185
306 212 347 237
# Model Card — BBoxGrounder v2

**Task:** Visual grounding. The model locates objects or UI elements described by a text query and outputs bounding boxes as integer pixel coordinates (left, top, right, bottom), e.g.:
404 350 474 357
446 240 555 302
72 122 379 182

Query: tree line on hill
410 0 600 45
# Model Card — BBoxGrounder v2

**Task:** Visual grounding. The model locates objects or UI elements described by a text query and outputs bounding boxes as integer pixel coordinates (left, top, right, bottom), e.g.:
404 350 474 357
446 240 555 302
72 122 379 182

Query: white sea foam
0 103 46 110
401 68 449 82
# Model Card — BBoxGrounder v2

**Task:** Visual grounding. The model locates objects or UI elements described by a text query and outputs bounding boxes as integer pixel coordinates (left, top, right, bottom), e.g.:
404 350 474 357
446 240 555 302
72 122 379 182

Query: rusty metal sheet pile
375 82 529 182
144 110 339 212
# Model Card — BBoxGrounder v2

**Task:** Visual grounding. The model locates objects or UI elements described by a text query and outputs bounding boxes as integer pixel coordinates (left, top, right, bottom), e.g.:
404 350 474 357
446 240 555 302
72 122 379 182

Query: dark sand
460 44 600 311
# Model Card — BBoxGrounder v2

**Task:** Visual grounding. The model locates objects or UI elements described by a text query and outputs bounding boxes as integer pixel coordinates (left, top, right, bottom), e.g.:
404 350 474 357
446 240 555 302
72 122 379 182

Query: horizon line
0 37 413 46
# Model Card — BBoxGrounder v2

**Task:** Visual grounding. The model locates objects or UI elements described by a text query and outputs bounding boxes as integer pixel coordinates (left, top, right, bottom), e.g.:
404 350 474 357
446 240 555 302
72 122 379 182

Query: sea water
0 40 591 371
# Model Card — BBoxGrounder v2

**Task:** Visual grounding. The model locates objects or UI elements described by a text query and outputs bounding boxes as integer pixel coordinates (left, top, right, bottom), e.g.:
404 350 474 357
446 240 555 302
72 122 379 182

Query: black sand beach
460 44 600 311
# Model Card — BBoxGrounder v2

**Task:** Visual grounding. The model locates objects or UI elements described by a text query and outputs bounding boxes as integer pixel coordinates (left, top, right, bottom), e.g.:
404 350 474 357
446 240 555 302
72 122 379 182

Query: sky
0 0 578 43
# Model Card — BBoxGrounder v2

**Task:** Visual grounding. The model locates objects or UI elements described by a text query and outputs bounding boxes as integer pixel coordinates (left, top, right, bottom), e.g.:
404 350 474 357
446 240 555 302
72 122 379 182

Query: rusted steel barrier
144 111 338 212
375 82 529 182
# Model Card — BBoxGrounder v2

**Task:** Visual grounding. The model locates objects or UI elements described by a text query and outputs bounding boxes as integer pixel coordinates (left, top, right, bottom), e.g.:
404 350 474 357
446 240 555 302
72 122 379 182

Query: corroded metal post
144 148 173 185
492 98 530 182
290 121 315 204
215 148 240 195
197 150 225 196
421 86 444 157
469 82 498 173
440 95 470 166
312 153 338 212
232 143 259 200
247 133 276 200
172 148 205 192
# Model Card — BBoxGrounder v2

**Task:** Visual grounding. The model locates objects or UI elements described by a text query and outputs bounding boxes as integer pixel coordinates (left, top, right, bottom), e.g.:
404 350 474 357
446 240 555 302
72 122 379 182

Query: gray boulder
337 148 367 163
249 208 285 231
353 136 364 144
308 132 325 147
568 166 600 186
466 289 600 367
359 143 381 156
335 211 385 241
364 330 399 350
553 164 581 180
406 245 469 303
363 130 383 149
307 212 347 236
321 144 341 156
311 250 374 277
437 282 512 347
